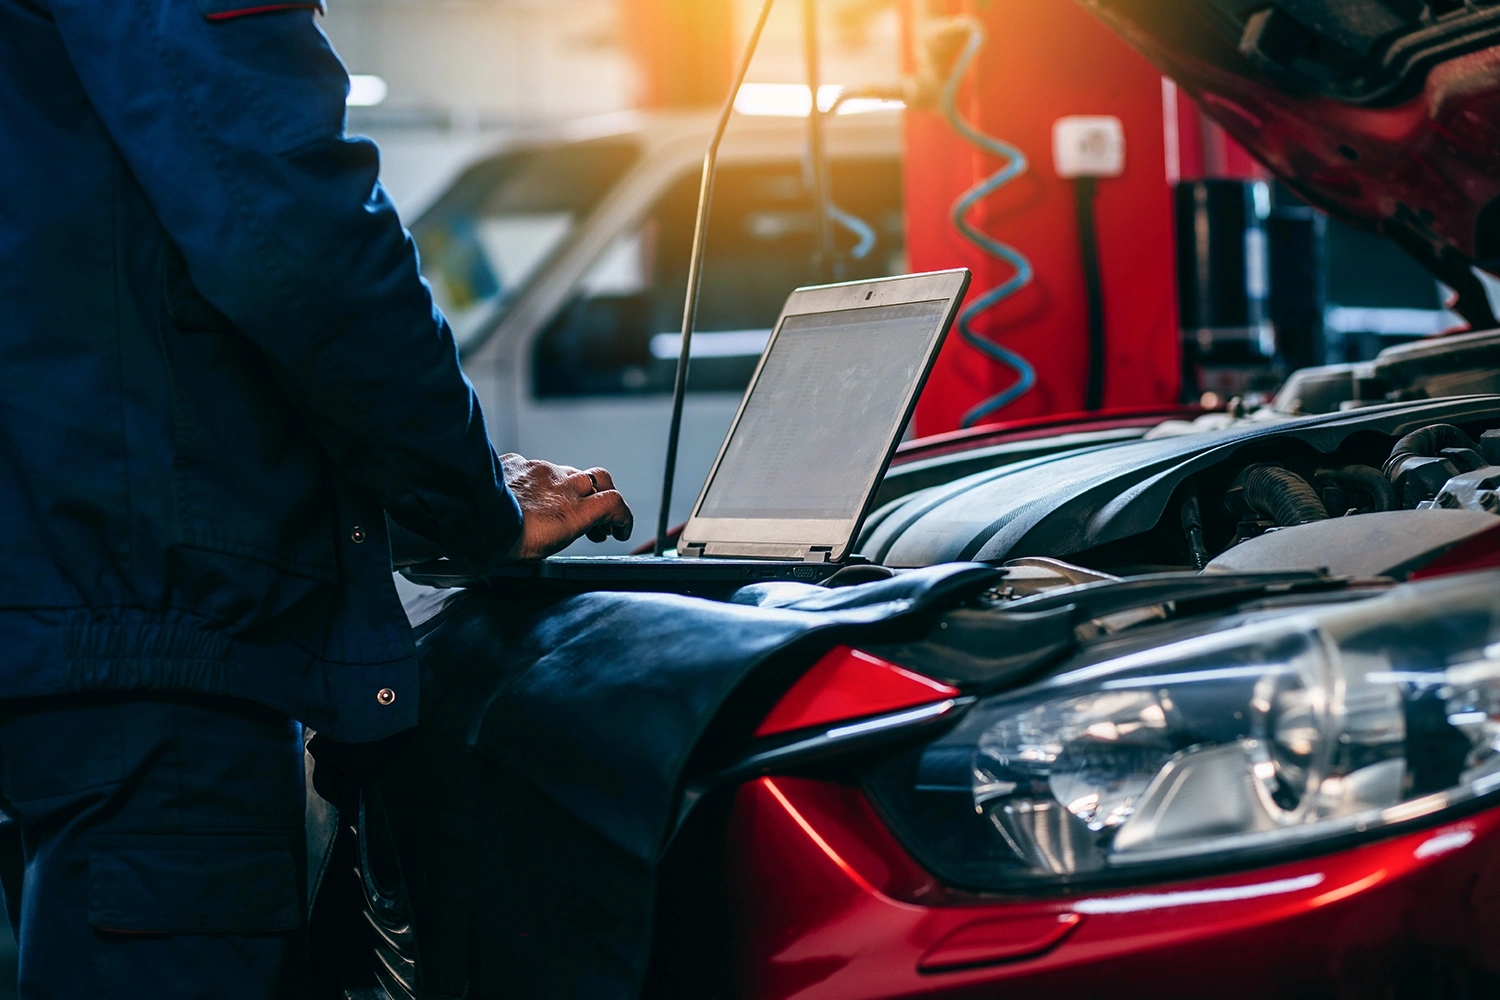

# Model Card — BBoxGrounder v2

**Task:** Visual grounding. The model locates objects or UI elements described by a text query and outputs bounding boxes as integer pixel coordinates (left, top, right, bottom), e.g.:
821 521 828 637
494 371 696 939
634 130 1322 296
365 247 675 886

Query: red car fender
722 776 1500 999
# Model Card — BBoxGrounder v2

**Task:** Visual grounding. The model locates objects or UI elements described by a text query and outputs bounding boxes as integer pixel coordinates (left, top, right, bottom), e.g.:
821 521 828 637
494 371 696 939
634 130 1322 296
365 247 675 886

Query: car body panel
874 406 1206 509
723 774 1500 999
367 392 1500 999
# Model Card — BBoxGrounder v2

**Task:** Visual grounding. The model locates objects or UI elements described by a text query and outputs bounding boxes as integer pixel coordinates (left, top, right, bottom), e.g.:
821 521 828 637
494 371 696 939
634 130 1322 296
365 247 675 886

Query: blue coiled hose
806 92 879 264
940 20 1036 427
828 203 877 260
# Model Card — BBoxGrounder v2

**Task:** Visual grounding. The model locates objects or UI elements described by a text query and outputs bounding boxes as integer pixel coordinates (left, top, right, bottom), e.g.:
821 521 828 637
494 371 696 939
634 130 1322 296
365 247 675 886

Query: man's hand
500 454 634 561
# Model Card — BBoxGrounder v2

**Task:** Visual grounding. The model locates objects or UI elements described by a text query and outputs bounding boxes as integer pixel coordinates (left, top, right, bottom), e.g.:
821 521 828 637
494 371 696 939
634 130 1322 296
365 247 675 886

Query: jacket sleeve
47 0 522 571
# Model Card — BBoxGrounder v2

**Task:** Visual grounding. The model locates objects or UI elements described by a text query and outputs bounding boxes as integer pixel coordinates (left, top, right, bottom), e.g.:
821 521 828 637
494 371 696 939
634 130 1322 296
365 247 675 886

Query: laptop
406 267 971 591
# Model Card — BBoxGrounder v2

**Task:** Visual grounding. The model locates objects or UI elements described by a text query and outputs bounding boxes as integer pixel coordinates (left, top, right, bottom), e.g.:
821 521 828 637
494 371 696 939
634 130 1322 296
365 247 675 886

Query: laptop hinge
803 548 832 563
679 544 707 559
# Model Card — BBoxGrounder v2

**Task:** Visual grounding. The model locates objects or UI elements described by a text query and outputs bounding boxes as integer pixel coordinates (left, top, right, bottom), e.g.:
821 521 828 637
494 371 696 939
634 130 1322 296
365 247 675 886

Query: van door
514 157 906 552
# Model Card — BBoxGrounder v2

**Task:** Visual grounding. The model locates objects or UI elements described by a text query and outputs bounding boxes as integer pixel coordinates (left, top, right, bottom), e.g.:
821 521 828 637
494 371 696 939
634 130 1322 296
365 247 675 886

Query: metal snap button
351 525 366 543
376 687 396 706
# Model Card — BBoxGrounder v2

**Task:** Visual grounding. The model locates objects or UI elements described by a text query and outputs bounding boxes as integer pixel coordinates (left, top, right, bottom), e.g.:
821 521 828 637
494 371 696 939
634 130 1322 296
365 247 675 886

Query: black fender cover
312 563 1003 1000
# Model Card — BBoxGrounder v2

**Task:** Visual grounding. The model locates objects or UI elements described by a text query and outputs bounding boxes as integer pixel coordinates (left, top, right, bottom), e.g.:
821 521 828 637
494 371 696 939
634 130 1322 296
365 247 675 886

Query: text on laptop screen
696 299 949 521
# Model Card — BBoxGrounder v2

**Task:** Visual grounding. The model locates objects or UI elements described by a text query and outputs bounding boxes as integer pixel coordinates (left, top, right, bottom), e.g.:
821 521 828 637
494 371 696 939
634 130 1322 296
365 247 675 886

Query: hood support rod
655 0 777 556
804 0 836 283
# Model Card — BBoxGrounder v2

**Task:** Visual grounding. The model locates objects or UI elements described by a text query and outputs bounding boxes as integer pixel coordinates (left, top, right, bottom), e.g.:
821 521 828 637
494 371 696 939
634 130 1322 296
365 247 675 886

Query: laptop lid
679 268 971 563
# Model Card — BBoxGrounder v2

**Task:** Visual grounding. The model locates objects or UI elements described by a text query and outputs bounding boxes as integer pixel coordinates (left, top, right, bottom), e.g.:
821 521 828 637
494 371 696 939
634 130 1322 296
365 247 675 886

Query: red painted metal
1168 79 1267 183
720 776 1500 998
1410 524 1500 580
917 912 1083 971
615 0 734 109
754 646 959 739
1089 8 1500 267
902 0 1182 434
890 403 1204 465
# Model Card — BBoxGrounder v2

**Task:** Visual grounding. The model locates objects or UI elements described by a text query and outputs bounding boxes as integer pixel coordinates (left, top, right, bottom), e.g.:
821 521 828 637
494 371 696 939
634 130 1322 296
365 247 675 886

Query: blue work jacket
0 0 522 740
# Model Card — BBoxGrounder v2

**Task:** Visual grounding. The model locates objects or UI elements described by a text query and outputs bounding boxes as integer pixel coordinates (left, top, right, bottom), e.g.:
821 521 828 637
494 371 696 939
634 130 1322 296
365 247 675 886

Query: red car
696 405 1500 1000
310 3 1500 998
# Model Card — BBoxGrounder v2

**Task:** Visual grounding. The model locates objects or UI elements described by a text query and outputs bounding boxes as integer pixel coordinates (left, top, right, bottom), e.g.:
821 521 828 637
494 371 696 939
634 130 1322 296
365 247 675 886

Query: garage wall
323 0 632 123
321 0 903 214
321 0 633 212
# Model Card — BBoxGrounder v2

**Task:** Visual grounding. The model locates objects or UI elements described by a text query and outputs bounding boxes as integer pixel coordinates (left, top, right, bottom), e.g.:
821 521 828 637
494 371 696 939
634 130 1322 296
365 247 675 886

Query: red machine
902 0 1183 434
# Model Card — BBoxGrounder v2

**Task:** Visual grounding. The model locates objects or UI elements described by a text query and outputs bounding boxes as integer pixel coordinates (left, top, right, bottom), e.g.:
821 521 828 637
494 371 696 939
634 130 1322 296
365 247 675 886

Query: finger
610 495 634 541
565 471 597 497
575 490 631 540
585 467 616 493
586 524 610 543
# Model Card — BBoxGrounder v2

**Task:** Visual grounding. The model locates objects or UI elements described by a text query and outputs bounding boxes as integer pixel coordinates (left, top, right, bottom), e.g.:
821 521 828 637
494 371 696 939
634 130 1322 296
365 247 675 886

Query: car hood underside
1082 0 1500 308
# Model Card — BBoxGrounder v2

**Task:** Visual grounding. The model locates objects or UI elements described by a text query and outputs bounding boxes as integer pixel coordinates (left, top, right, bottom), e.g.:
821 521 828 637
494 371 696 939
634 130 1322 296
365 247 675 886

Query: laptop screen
695 298 950 521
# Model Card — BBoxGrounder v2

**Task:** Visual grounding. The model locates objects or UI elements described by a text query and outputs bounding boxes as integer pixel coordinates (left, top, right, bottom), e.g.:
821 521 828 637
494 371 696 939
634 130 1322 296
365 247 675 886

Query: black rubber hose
1179 494 1209 570
1076 176 1106 411
1383 424 1478 479
1237 464 1329 526
1317 465 1398 513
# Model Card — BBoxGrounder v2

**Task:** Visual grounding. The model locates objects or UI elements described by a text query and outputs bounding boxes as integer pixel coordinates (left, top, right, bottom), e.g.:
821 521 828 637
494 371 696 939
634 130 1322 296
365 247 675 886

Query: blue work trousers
0 695 307 998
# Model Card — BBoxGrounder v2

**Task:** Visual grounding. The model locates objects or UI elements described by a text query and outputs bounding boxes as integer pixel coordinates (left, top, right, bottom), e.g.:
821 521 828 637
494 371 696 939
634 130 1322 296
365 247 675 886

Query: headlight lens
864 572 1500 890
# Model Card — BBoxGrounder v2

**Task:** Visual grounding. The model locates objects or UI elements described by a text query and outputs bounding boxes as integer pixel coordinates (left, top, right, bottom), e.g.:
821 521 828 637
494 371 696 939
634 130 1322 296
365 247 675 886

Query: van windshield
412 138 640 351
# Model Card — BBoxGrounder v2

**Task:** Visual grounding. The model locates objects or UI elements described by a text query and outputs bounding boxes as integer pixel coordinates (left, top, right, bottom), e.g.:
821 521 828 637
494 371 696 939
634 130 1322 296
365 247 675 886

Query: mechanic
0 1 633 995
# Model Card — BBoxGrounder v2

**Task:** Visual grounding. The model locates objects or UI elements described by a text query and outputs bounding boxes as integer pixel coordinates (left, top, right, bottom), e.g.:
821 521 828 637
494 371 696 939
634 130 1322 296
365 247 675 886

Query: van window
533 158 906 397
412 138 640 351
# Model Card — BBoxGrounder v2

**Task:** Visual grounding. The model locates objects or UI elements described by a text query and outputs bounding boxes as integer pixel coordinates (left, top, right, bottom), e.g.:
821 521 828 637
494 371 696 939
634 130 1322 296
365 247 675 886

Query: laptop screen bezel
679 268 971 562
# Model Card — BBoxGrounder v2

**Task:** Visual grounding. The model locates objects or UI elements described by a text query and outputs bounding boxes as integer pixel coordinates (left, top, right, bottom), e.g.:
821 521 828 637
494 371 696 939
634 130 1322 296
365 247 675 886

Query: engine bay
860 394 1500 580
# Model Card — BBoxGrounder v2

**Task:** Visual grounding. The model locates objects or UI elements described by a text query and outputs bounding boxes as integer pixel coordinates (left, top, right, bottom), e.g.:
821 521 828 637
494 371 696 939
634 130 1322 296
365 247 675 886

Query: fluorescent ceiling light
734 83 903 118
836 96 906 115
347 75 389 107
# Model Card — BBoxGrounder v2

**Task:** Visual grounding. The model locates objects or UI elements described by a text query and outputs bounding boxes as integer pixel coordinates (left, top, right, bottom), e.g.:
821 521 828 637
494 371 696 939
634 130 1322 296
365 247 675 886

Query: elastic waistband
0 606 417 742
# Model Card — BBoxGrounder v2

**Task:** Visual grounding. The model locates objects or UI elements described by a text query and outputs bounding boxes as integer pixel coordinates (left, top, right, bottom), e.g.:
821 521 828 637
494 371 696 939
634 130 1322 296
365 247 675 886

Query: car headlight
863 571 1500 891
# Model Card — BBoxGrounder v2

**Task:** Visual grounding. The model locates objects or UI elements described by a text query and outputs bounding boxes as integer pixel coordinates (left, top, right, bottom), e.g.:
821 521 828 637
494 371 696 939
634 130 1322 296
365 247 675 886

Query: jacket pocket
89 833 300 934
158 243 340 585
162 238 237 335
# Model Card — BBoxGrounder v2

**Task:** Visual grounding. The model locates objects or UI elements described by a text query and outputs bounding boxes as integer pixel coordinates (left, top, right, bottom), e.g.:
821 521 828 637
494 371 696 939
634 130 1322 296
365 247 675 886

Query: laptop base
400 554 852 593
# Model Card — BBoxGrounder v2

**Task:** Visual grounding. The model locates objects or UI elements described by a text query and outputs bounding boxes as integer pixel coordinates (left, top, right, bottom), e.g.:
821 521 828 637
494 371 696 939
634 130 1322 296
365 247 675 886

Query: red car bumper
723 776 1500 999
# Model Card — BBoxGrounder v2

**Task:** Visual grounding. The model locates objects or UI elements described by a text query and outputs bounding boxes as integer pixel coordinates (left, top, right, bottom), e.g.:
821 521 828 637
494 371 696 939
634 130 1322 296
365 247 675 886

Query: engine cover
1203 509 1498 578
859 396 1500 568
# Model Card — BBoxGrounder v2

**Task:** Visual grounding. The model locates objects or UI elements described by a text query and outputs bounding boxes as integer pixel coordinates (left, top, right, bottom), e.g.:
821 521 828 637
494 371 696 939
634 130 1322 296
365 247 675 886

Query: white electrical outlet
1052 116 1126 179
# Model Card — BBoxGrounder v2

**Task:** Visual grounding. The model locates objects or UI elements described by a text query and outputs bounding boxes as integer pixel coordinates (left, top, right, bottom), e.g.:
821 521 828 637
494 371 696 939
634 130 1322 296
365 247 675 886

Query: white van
410 109 905 551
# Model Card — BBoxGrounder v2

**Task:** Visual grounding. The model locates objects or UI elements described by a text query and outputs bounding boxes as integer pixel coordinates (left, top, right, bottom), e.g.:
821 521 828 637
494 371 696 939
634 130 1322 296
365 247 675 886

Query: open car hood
1082 0 1500 321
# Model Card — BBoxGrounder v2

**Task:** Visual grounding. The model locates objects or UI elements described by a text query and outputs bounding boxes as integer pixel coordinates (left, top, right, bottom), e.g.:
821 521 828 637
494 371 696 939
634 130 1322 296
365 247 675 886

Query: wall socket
1053 115 1126 179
